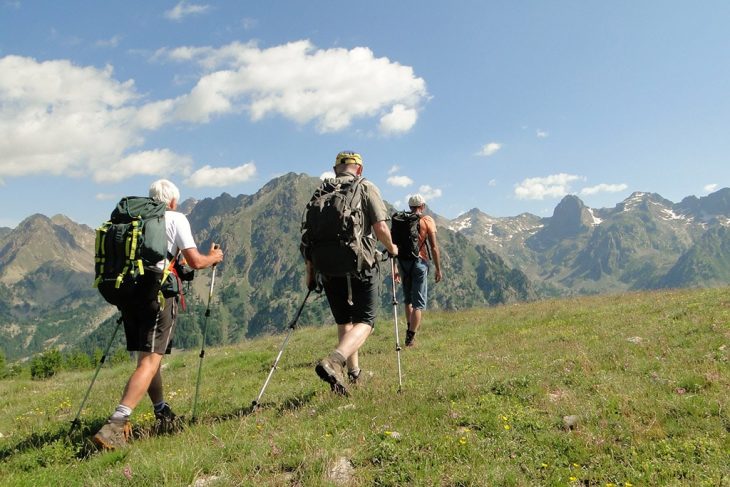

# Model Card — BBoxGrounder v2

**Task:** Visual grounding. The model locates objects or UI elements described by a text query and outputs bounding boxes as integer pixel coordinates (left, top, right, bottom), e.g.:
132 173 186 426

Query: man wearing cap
394 194 442 347
303 151 398 395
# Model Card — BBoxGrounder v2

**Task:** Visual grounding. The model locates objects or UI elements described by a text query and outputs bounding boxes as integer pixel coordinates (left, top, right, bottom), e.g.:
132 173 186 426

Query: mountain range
2 174 729 360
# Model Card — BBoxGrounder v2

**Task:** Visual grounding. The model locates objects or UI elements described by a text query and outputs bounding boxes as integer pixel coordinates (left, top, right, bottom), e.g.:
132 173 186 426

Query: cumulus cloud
477 142 502 157
379 104 418 134
157 40 427 133
704 183 718 193
0 41 427 184
387 175 414 187
580 183 628 196
165 1 210 21
0 55 186 182
388 165 400 175
488 179 497 187
185 162 256 187
536 129 549 138
514 173 582 200
102 149 193 183
417 185 442 201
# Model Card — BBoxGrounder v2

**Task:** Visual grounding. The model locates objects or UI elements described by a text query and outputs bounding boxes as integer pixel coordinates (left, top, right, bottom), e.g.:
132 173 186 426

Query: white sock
111 404 132 420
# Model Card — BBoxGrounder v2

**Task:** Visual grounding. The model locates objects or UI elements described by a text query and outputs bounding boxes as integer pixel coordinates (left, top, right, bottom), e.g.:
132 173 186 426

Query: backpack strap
418 215 432 260
93 221 112 288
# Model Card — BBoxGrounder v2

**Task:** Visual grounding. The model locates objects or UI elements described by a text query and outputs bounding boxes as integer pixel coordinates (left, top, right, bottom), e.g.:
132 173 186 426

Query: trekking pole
390 257 404 392
191 258 218 423
69 315 123 436
252 289 312 411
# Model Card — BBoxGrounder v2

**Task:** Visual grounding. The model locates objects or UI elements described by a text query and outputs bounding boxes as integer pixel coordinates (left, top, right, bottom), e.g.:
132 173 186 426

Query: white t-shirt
156 210 196 269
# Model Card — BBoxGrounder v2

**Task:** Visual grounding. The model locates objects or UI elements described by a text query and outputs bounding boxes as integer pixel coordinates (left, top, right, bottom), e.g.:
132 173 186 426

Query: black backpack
391 211 428 260
94 196 169 306
301 177 374 277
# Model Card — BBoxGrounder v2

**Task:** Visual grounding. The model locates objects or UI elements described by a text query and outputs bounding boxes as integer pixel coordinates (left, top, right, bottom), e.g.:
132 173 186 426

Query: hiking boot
348 369 370 386
405 330 416 347
92 417 131 451
154 404 183 434
315 357 349 396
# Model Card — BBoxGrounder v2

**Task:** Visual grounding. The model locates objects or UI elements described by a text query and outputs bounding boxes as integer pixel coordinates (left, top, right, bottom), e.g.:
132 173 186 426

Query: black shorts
119 295 177 354
323 272 378 327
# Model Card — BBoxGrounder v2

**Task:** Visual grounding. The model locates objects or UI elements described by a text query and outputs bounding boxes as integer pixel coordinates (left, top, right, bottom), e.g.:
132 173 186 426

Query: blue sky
1 1 729 228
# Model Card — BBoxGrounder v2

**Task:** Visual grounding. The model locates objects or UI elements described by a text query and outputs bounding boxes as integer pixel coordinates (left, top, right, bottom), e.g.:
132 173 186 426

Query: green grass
1 288 728 486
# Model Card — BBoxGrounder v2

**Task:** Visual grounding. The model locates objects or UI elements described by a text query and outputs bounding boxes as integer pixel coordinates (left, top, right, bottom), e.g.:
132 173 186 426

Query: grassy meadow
0 287 728 486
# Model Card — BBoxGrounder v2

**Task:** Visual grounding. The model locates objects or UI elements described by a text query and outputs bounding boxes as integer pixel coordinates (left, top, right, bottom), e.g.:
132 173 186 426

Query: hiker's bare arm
428 231 442 283
373 220 398 256
182 243 223 269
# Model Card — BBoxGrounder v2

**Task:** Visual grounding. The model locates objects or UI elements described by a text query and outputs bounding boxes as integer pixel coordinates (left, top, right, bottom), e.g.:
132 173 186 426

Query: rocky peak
548 195 593 236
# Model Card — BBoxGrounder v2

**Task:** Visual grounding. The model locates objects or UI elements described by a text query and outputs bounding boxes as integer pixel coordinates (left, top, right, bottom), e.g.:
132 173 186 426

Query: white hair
149 179 180 207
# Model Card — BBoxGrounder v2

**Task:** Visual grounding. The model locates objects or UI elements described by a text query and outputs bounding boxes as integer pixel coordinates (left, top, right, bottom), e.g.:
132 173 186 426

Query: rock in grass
327 456 355 486
563 415 579 430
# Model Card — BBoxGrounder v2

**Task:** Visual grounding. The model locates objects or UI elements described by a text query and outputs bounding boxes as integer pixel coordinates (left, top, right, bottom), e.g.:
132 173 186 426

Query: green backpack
94 196 169 306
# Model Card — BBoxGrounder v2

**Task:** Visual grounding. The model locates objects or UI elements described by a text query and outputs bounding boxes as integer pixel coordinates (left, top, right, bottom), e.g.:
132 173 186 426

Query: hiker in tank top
394 193 443 347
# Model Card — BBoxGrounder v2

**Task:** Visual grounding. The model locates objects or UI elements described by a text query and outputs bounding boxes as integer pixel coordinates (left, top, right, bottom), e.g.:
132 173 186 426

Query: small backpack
301 176 374 277
391 211 428 260
93 196 169 306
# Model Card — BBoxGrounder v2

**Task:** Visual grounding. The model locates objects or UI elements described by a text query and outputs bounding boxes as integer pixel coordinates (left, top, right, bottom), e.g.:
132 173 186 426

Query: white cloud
101 149 193 183
580 183 628 196
320 171 335 180
704 183 718 193
95 193 117 201
388 165 400 175
387 175 414 187
417 185 442 201
165 1 210 21
514 173 581 200
185 162 256 188
488 179 497 187
536 129 549 138
477 142 502 157
0 42 427 185
95 35 122 48
0 55 183 182
379 104 418 134
157 40 427 133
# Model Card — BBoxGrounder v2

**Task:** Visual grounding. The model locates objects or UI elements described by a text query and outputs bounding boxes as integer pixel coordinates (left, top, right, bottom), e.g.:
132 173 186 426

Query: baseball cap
335 150 363 166
408 194 426 207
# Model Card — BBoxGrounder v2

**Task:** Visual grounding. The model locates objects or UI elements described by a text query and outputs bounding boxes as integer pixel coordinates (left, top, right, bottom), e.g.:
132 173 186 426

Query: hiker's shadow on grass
0 428 70 462
204 390 318 423
1 393 318 462
0 418 114 461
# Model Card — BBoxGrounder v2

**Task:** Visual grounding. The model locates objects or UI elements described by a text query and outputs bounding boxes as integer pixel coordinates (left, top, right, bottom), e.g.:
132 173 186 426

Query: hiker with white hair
92 179 223 450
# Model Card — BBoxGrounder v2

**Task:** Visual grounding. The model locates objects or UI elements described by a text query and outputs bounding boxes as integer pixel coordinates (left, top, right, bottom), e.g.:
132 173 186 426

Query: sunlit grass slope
1 287 728 486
